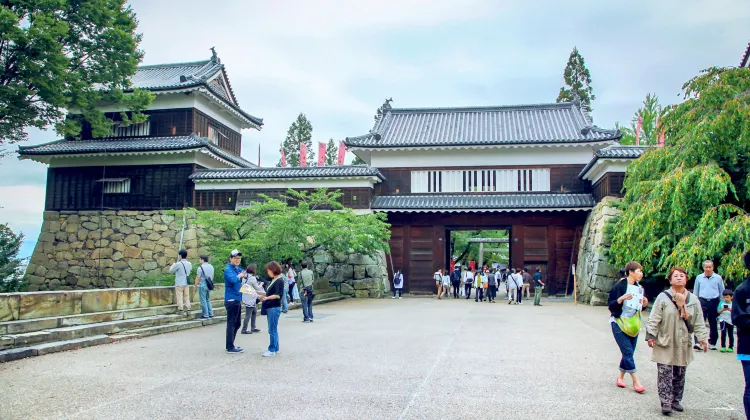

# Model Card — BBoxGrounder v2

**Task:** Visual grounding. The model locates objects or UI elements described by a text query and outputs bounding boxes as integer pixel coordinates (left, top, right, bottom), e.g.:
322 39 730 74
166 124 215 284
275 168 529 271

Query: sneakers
693 344 702 351
709 344 718 351
303 319 311 323
252 328 261 333
720 348 735 353
391 296 397 299
226 347 244 354
398 297 402 299
241 330 252 334
262 351 276 357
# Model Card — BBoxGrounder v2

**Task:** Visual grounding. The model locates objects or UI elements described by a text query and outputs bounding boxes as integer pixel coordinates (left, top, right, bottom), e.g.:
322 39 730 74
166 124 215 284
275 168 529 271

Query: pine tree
324 138 338 166
0 224 24 292
374 98 393 123
556 47 596 113
618 93 662 145
278 113 315 167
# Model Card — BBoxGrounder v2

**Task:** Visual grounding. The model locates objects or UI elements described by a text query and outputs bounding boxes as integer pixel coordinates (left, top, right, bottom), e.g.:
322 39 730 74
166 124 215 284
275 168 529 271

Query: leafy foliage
0 0 154 145
278 113 315 167
194 189 391 268
609 67 750 284
351 155 366 165
450 230 509 265
0 224 25 292
324 138 338 165
618 93 663 145
556 47 596 114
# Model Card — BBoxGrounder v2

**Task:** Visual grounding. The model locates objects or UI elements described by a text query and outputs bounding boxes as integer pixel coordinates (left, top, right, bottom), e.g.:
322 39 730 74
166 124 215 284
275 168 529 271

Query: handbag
615 311 642 337
260 277 280 316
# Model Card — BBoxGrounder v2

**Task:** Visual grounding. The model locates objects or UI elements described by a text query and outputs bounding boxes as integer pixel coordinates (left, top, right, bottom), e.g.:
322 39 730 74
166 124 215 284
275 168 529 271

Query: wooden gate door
408 226 435 293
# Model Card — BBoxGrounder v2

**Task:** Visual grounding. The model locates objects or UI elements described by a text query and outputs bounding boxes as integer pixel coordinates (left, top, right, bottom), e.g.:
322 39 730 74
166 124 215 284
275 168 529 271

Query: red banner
300 143 307 167
635 116 643 146
338 141 346 165
318 142 326 166
280 146 287 167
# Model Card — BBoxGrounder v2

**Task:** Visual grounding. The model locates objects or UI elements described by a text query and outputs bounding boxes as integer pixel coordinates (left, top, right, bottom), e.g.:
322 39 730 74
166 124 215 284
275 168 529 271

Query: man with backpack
194 255 214 319
450 265 462 299
169 249 193 315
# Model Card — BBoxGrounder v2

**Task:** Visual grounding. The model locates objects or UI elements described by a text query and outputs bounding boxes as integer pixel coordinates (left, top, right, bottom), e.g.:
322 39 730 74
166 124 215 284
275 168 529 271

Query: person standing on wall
463 268 474 300
392 269 404 299
533 268 545 306
241 264 265 335
169 249 193 316
522 268 533 300
194 255 214 319
450 264 462 299
732 251 750 420
299 262 315 322
260 261 285 357
223 249 246 354
693 260 725 350
434 268 444 299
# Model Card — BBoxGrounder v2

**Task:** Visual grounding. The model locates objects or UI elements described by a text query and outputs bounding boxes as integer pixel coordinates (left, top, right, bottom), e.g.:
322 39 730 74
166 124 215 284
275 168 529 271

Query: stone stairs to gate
0 284 345 363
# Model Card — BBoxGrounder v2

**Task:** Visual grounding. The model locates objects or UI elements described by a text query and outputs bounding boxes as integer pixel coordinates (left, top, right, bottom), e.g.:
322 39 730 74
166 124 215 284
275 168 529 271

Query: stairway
0 291 346 363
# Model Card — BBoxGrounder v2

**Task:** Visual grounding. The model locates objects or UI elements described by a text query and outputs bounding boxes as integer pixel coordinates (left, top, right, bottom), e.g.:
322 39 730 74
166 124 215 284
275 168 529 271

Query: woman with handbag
260 261 286 357
646 267 708 415
608 261 649 393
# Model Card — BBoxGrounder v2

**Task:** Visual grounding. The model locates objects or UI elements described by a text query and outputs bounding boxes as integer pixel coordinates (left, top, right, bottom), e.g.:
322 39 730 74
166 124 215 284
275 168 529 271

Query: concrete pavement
0 296 746 419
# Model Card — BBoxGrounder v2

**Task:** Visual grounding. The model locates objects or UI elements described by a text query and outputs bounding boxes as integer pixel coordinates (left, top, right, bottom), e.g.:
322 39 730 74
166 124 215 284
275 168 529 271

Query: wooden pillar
511 225 524 270
478 242 484 269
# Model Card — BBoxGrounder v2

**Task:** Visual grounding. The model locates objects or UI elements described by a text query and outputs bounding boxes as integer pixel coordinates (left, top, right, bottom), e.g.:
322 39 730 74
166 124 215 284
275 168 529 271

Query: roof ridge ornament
210 47 220 64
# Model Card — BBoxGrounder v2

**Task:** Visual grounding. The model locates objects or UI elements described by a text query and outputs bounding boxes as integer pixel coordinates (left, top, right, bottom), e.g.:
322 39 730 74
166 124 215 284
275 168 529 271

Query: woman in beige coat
646 267 709 415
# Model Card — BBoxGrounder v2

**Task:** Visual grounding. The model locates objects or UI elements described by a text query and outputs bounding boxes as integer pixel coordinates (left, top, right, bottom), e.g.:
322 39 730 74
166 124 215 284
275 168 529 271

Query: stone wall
575 197 621 306
25 210 204 291
312 251 390 298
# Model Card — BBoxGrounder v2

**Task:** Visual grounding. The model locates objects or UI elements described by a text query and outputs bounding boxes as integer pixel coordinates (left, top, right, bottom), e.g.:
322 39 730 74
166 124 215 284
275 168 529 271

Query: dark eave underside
371 193 595 211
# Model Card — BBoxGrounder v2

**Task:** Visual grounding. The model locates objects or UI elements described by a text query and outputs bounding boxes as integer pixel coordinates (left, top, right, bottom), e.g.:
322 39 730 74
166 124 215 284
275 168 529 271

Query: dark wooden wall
376 165 588 195
593 173 626 202
194 190 238 211
385 211 586 294
45 164 195 211
235 188 372 210
192 109 242 156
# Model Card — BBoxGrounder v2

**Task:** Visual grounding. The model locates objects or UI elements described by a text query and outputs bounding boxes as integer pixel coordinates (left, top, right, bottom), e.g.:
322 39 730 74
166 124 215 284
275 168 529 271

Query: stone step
0 335 111 363
110 317 227 342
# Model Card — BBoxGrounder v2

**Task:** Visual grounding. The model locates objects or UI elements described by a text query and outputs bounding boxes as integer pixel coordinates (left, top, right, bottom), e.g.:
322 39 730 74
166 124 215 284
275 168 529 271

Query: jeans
393 288 402 297
242 305 256 332
452 282 460 298
266 306 281 353
611 322 637 373
198 285 213 317
534 287 543 305
175 285 191 311
720 321 735 349
224 300 242 350
301 293 314 320
699 297 720 345
289 283 296 302
281 288 289 312
475 287 484 302
517 287 523 303
488 285 497 301
464 284 472 299
742 360 750 419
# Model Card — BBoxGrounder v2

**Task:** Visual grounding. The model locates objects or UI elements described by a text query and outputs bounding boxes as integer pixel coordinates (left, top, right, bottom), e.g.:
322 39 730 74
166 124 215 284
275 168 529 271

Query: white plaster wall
368 146 598 168
584 160 630 184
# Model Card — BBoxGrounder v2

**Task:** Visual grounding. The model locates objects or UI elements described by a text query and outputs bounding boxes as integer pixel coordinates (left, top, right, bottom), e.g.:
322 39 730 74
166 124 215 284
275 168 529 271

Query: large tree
556 47 596 113
324 138 338 166
0 0 154 146
0 224 24 292
617 93 663 146
278 113 314 167
609 67 750 284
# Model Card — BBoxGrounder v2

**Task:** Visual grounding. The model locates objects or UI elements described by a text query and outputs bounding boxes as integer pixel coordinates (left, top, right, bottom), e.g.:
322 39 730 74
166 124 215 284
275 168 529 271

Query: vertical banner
258 144 261 166
300 143 308 167
337 141 346 165
635 116 643 146
281 146 287 167
318 142 326 166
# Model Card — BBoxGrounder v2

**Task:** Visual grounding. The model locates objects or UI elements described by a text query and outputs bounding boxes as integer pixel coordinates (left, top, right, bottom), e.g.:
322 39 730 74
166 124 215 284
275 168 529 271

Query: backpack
199 266 214 291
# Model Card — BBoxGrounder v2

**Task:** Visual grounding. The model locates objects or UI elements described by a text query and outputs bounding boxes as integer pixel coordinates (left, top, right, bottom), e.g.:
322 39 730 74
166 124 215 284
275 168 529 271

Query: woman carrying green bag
608 261 649 393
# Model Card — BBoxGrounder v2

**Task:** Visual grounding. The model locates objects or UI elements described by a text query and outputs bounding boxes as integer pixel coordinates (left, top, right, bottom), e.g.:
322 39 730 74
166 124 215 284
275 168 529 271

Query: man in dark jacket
731 251 750 419
450 265 462 299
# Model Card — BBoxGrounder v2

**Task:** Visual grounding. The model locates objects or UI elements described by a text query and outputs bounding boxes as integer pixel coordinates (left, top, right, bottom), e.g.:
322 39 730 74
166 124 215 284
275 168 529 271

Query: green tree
278 113 314 167
450 230 509 265
194 189 391 271
556 47 596 113
351 155 366 165
374 97 392 123
324 138 338 166
618 93 663 145
0 224 25 292
609 67 750 284
0 0 154 146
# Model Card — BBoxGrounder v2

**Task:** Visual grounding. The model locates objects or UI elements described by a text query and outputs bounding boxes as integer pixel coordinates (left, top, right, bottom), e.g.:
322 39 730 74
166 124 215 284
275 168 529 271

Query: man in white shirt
463 269 474 300
507 269 518 304
513 269 524 304
169 249 193 315
693 260 725 350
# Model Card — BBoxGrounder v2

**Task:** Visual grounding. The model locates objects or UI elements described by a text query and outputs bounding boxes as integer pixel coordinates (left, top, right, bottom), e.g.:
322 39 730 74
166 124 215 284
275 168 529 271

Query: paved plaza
0 296 745 420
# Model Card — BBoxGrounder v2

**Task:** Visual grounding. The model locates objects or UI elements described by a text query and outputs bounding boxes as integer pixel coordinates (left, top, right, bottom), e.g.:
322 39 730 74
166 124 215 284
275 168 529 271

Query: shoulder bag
260 277 280 316
199 266 214 291
662 291 694 333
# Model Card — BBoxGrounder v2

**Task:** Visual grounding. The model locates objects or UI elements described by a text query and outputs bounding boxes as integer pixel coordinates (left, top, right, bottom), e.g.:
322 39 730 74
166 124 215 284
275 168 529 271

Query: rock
91 248 113 259
124 234 140 246
365 265 381 278
313 251 331 263
76 229 88 241
65 223 79 234
48 279 62 289
82 222 98 230
353 265 366 280
101 228 114 238
143 220 154 230
341 265 354 280
153 224 168 232
157 237 172 247
143 261 158 271
139 240 155 251
34 265 48 277
315 263 328 276
354 290 370 298
182 229 197 241
368 289 383 299
340 283 355 295
113 261 129 270
119 225 133 234
120 269 135 281
141 250 153 259
55 231 68 241
49 221 61 233
183 239 197 249
128 259 144 270
134 227 146 235
351 279 371 290
147 232 161 241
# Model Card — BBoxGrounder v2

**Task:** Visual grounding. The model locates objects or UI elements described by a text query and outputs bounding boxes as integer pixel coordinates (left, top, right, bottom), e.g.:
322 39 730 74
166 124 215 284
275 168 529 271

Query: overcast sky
1 0 748 258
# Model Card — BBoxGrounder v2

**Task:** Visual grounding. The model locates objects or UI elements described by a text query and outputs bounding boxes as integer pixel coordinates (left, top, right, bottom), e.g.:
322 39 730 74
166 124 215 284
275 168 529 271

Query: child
392 269 404 299
719 289 734 352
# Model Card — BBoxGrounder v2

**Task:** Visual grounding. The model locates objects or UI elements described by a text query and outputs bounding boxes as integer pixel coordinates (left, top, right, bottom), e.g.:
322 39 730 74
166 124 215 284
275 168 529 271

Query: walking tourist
732 251 750 419
260 261 285 357
241 264 264 334
693 260 725 350
522 268 532 299
286 263 298 306
169 249 192 315
223 249 246 354
299 262 315 322
441 269 451 299
533 268 545 306
487 269 497 303
392 269 404 298
280 269 290 313
451 265 462 298
718 289 734 353
514 269 524 304
194 255 214 319
474 270 484 302
507 269 518 304
464 268 474 300
646 267 708 415
608 261 648 393
434 268 444 299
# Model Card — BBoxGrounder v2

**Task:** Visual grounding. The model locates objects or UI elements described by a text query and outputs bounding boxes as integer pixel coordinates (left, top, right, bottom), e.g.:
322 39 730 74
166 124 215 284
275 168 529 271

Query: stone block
55 231 67 241
81 289 119 313
43 211 60 221
147 232 161 241
157 237 172 247
313 251 331 263
349 254 377 265
368 289 383 299
134 227 146 235
119 225 133 234
351 280 371 290
125 246 141 258
354 290 370 298
315 263 328 276
82 222 98 230
140 287 174 307
87 231 102 240
77 229 89 241
18 291 82 320
340 283 355 296
141 250 153 259
164 248 178 259
116 289 144 310
341 265 354 280
85 240 96 249
0 294 21 321
0 347 38 362
65 223 80 234
121 269 135 281
124 234 140 246
128 259 144 270
112 251 124 261
153 224 168 232
353 265 366 280
184 239 198 249
34 265 48 277
91 248 113 259
143 220 154 230
140 240 155 251
365 265 381 278
143 261 158 271
48 279 62 289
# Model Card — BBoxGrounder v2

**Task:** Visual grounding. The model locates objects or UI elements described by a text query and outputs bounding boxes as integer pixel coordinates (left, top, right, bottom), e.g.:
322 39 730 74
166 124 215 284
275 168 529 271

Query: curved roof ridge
387 102 575 113
137 59 212 70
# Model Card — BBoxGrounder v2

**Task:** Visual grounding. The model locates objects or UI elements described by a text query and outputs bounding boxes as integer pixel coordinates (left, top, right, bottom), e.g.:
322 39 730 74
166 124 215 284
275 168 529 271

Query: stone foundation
575 197 621 306
312 251 390 298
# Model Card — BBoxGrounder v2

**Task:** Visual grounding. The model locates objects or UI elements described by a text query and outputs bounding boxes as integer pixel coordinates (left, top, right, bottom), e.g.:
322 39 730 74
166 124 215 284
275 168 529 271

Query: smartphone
724 304 729 309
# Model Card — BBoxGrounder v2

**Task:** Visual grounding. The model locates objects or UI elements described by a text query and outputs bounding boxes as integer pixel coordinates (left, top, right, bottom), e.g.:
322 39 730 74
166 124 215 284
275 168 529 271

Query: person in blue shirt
224 249 246 354
732 252 750 419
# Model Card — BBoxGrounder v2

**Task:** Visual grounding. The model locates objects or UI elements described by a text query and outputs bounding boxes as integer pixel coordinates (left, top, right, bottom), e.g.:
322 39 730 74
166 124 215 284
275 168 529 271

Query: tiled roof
190 165 384 181
126 56 262 127
17 134 256 168
579 145 648 178
371 194 595 212
345 102 620 149
741 41 750 68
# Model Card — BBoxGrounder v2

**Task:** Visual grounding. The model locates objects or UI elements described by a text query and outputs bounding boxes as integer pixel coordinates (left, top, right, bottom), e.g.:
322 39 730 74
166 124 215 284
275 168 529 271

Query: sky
1 0 749 259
